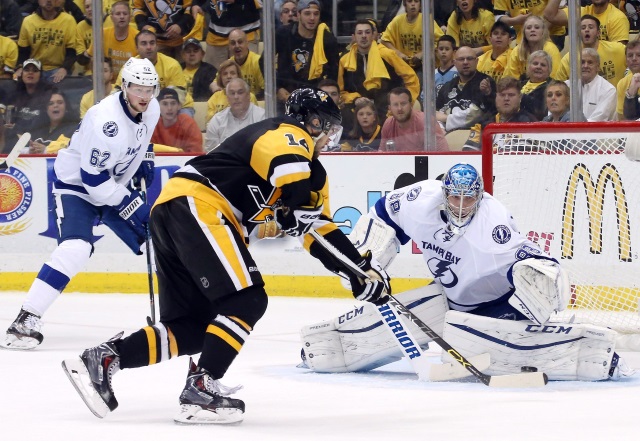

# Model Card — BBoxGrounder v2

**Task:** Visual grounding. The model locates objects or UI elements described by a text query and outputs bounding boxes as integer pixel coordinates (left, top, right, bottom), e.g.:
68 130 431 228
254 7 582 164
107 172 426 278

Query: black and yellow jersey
154 115 366 276
155 116 323 236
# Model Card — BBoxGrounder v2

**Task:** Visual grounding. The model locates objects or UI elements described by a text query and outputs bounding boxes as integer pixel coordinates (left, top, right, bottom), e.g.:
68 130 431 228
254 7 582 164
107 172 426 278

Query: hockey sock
23 239 91 316
118 323 179 369
198 315 252 379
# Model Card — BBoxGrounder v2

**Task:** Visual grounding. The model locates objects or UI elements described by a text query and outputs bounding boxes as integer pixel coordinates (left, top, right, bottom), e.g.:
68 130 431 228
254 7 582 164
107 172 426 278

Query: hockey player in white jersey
300 163 634 381
1 57 161 350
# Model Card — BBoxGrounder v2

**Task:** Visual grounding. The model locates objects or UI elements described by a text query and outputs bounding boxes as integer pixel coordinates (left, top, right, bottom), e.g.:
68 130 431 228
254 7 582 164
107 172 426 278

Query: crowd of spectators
1 0 640 155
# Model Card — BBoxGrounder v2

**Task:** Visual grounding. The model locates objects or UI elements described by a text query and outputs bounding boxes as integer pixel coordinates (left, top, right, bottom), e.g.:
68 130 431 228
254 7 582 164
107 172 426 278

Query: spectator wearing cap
205 77 265 151
151 87 203 153
81 1 139 80
16 0 77 83
275 0 340 112
200 0 261 71
79 58 116 118
2 58 52 152
133 0 195 60
181 37 217 102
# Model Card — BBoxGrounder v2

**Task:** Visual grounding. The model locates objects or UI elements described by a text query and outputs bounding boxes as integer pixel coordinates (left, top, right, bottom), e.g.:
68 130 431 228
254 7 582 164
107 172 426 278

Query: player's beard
129 100 149 114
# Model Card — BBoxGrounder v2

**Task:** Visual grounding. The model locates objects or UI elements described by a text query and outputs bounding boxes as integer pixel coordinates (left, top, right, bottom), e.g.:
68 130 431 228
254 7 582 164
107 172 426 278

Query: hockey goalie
299 163 635 381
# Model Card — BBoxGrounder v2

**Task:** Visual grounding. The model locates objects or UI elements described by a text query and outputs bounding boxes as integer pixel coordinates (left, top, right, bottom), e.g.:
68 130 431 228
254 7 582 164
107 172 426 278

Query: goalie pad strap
300 284 448 373
442 310 618 381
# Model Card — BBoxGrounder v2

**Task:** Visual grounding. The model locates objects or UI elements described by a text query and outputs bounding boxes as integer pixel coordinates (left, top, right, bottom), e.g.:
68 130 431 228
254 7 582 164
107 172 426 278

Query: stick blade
429 353 491 382
488 372 548 388
0 132 31 170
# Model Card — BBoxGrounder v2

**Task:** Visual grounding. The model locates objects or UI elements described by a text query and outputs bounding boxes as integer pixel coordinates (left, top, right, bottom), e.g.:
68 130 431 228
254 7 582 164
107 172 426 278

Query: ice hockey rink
1 292 639 441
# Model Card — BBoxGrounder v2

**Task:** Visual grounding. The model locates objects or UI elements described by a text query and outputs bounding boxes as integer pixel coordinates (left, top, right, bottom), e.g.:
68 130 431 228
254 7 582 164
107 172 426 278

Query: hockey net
482 122 640 339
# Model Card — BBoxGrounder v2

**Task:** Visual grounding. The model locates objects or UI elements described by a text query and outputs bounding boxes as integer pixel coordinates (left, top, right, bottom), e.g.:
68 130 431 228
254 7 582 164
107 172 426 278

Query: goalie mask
285 88 343 138
442 163 483 231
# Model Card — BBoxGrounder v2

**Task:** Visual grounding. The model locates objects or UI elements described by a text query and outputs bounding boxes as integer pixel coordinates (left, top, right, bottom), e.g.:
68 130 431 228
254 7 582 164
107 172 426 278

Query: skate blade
0 334 40 350
61 358 110 419
174 404 244 425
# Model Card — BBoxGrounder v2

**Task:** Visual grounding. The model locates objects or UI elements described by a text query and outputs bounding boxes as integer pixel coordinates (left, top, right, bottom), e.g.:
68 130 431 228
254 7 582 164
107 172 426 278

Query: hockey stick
309 230 435 381
309 230 548 388
140 178 156 326
0 132 31 171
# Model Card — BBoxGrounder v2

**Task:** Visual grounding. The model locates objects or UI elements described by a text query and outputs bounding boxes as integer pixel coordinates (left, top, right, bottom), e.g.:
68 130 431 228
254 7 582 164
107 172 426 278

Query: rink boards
0 153 478 296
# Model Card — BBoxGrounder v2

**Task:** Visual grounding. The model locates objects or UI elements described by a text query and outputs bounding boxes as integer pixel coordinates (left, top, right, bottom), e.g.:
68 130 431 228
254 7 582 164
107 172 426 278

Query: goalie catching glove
275 191 323 237
351 251 391 305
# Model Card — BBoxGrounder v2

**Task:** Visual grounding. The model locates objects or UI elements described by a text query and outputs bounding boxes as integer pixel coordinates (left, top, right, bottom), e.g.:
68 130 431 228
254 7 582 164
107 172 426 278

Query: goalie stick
309 230 548 388
0 132 31 171
141 178 156 326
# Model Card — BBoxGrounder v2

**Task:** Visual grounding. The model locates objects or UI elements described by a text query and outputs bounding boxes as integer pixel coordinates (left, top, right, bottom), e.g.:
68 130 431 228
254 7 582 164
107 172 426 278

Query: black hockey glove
350 251 391 306
275 191 323 237
131 144 155 189
116 190 150 240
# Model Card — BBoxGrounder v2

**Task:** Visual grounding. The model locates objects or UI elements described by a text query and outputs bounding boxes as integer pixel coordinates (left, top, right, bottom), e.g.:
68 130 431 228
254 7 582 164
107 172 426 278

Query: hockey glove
131 144 155 189
275 191 323 237
350 251 391 306
116 190 150 240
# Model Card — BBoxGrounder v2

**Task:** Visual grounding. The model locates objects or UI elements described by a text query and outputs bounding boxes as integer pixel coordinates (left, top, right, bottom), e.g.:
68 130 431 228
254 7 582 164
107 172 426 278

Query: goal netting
482 122 640 340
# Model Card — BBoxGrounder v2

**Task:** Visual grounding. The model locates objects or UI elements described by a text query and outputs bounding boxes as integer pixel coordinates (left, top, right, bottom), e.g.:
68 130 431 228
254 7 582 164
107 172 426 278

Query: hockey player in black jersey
62 88 391 424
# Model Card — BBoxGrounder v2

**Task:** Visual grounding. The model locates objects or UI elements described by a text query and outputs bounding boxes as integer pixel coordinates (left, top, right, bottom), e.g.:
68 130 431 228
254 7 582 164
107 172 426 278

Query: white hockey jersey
54 92 160 207
371 180 550 311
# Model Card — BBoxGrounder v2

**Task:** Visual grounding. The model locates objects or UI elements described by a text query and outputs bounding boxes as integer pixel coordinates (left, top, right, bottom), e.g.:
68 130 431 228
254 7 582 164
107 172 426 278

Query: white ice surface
1 293 640 441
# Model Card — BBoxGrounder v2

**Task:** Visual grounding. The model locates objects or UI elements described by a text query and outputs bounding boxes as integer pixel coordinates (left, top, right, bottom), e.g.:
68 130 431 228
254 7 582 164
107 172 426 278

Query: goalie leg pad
300 283 448 373
509 258 571 325
442 310 619 381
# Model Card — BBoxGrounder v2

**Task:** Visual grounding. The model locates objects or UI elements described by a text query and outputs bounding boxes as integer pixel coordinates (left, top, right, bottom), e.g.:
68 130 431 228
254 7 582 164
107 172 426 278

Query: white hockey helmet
441 163 484 230
121 57 159 97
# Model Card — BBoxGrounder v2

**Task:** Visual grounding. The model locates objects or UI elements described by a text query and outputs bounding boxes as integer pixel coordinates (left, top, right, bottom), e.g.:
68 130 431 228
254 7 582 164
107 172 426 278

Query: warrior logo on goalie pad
377 304 421 359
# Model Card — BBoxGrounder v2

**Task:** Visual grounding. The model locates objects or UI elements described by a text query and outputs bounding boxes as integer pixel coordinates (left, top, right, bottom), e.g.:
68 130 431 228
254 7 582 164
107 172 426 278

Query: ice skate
174 358 245 425
0 309 43 350
62 332 122 418
609 353 637 380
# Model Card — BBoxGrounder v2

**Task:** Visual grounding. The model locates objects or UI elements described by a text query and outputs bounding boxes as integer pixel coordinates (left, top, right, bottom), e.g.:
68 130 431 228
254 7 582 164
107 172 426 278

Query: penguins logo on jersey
247 185 282 224
292 49 310 72
492 225 511 244
427 257 459 288
103 121 118 137
145 0 183 28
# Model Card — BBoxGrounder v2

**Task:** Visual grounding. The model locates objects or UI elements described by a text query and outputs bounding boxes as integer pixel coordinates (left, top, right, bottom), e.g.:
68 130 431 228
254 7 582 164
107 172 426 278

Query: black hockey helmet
285 87 342 134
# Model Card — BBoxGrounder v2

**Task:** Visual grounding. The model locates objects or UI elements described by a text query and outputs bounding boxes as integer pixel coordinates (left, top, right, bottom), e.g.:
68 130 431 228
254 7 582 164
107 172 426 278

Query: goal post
481 121 640 336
